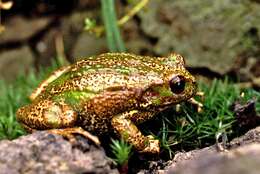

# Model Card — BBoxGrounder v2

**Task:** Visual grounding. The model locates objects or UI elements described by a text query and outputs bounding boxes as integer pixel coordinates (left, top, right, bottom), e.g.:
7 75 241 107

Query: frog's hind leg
48 127 100 145
30 66 71 101
17 100 100 145
16 99 78 130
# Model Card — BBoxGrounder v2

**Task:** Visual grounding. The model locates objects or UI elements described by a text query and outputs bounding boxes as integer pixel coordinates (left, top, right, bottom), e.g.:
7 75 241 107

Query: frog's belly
78 114 112 135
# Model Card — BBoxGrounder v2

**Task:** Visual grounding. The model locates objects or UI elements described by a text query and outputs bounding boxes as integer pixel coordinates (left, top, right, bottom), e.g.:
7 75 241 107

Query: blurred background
0 0 259 86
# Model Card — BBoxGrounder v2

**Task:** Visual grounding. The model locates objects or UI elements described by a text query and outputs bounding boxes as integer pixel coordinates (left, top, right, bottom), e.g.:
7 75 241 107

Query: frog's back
74 53 168 75
39 53 184 99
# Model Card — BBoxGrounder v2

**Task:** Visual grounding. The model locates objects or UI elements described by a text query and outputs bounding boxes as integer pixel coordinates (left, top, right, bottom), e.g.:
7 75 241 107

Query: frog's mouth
141 83 196 108
141 89 176 107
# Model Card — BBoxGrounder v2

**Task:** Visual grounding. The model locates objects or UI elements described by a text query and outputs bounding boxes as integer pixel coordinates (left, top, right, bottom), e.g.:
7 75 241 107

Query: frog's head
141 53 197 108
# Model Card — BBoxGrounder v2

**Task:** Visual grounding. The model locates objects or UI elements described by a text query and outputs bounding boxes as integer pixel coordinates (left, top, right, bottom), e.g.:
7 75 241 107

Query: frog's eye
169 75 186 94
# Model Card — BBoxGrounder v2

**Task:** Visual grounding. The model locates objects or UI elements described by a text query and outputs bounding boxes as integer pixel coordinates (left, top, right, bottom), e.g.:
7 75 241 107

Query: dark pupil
169 75 186 94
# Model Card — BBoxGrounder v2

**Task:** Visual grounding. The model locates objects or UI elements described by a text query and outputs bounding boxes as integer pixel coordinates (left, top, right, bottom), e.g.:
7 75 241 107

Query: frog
16 52 198 153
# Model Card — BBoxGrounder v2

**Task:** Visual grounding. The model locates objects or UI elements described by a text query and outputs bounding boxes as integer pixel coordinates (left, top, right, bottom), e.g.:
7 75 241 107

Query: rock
229 54 260 83
138 0 260 75
0 46 34 81
72 33 107 61
28 12 79 66
0 131 118 174
229 126 260 149
72 11 153 60
31 11 105 66
167 143 260 174
170 146 217 167
61 11 104 62
0 16 52 44
122 20 154 55
165 126 260 174
32 28 59 67
231 99 260 133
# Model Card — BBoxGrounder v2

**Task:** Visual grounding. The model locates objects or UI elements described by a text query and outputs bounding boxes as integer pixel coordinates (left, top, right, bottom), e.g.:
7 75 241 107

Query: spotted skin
16 52 197 153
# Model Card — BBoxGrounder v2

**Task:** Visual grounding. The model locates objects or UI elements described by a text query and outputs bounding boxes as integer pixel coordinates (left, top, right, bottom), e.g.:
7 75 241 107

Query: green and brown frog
16 53 198 153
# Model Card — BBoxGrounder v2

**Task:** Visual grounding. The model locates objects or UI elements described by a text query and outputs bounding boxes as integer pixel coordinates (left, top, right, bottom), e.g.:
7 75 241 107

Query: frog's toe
140 135 160 153
188 90 204 113
188 97 203 112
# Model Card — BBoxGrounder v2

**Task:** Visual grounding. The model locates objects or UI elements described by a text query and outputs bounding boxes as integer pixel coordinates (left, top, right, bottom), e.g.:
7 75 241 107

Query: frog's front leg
111 110 160 153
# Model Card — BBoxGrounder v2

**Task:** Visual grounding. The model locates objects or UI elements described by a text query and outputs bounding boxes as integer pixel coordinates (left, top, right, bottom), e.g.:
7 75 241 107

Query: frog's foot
140 135 160 153
48 127 100 145
188 91 204 112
